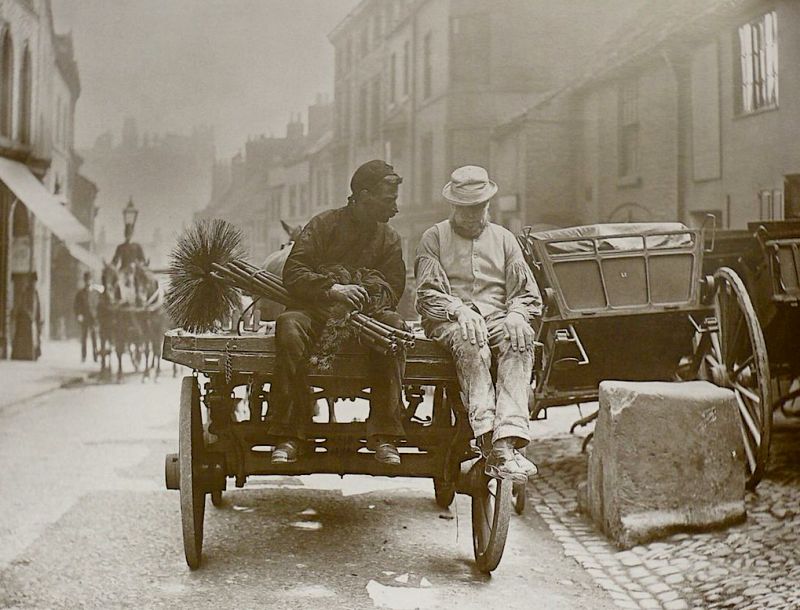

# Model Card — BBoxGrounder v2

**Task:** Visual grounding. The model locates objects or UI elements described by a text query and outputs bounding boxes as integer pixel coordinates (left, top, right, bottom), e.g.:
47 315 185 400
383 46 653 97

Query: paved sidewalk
526 405 800 610
0 340 99 410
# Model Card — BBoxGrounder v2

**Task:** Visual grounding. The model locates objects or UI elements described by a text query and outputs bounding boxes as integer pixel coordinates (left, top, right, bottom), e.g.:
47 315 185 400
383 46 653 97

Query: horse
98 263 146 381
133 264 172 381
258 220 302 323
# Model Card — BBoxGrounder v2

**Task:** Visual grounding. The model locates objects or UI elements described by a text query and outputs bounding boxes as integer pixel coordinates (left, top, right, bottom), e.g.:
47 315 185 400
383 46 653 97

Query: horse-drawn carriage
700 220 800 480
161 220 769 571
98 262 171 381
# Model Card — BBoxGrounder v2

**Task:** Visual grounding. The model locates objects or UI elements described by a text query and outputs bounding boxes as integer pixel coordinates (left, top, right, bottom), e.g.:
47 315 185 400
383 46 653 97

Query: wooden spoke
735 391 761 445
734 382 761 406
739 424 758 474
709 267 772 490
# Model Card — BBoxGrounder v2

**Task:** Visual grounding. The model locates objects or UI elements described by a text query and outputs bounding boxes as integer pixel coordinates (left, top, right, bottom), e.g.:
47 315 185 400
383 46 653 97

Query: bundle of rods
211 259 416 355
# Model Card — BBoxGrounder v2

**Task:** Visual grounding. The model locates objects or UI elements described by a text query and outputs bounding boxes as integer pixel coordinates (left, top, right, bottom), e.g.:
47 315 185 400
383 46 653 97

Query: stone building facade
0 0 94 358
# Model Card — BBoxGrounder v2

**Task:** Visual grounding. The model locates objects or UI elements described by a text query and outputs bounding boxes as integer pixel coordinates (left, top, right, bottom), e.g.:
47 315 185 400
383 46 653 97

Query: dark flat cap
350 159 402 194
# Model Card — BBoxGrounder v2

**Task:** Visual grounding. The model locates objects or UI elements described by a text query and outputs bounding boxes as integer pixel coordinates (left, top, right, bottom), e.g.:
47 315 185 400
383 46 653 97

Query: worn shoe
484 439 528 484
375 441 401 466
513 450 538 478
271 439 301 464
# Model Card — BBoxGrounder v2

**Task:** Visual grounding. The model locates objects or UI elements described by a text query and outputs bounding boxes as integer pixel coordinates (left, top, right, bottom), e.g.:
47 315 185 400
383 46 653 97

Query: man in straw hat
267 160 408 466
415 165 542 482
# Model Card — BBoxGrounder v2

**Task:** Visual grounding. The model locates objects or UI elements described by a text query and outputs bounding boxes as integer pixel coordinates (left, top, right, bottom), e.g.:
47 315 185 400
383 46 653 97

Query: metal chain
223 340 232 384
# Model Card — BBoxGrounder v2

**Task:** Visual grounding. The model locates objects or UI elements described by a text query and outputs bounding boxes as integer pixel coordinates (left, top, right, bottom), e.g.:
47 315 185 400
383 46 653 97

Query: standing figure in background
11 272 42 361
74 271 100 362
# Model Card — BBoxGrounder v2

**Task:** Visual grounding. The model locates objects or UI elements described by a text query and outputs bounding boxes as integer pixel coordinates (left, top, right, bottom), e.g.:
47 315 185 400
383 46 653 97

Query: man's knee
372 309 406 330
276 311 314 354
450 334 491 368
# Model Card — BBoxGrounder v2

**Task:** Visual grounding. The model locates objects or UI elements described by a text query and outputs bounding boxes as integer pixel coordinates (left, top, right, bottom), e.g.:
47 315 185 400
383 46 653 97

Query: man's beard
450 215 488 239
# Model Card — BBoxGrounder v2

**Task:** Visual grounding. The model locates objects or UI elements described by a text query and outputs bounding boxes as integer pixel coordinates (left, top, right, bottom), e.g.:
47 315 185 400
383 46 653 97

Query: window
450 14 490 84
402 40 410 96
370 78 380 140
0 30 13 139
618 78 639 179
340 86 351 136
18 46 31 145
759 188 783 220
423 33 432 99
360 24 369 56
372 12 382 49
358 85 368 143
420 133 433 205
389 53 397 104
736 11 778 114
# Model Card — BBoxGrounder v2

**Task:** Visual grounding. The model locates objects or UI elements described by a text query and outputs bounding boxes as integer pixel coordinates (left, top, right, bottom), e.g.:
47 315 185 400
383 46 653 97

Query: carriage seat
529 222 693 254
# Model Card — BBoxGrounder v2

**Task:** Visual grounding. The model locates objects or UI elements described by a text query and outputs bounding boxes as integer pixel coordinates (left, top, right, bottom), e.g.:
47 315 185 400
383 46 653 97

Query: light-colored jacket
414 220 542 334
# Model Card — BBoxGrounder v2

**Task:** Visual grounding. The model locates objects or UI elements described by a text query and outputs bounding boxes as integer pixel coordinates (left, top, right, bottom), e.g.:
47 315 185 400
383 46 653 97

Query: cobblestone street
527 411 800 610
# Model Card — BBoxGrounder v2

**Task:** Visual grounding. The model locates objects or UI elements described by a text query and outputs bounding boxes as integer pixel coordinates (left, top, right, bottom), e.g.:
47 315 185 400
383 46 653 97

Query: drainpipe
661 49 685 223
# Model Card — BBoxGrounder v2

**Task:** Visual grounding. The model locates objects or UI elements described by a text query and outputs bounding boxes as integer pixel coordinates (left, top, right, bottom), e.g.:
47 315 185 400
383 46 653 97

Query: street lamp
123 197 138 229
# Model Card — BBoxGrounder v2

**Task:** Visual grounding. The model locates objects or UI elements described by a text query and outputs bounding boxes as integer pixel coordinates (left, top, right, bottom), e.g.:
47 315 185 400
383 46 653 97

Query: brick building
494 0 800 230
328 0 640 315
197 99 333 265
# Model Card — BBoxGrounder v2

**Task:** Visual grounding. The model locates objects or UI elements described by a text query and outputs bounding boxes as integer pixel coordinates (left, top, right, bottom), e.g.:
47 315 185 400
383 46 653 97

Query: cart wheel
708 268 772 490
512 481 526 515
471 462 512 573
179 376 206 569
210 490 223 507
433 478 455 509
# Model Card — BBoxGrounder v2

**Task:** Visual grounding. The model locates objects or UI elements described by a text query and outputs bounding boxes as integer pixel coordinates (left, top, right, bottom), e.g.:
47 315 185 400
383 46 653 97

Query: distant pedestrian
74 271 99 362
11 272 42 361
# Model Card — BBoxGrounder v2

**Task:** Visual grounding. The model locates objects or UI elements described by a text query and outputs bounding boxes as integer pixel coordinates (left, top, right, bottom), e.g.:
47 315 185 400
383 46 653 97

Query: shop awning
66 242 104 272
0 157 91 244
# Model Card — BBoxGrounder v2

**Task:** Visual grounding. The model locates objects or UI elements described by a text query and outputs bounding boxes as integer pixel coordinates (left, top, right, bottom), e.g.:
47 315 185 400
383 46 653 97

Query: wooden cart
162 331 515 572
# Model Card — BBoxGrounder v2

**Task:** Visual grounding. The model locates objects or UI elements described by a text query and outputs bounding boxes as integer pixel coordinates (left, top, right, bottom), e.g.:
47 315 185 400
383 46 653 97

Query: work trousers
429 312 532 447
81 320 98 361
266 308 406 444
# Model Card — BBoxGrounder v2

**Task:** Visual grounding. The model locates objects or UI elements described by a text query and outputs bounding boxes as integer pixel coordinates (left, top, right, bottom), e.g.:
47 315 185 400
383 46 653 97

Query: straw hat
441 165 498 206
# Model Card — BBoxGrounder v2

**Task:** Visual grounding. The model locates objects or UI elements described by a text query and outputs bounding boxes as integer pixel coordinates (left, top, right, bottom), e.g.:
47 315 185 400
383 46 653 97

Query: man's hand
77 314 84 324
328 283 369 310
503 311 534 351
455 306 487 347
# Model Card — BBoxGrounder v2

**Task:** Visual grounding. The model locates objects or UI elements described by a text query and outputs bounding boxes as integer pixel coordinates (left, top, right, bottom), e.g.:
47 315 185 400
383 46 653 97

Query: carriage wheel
471 462 512 573
433 478 455 509
707 267 772 490
512 482 526 515
179 376 206 569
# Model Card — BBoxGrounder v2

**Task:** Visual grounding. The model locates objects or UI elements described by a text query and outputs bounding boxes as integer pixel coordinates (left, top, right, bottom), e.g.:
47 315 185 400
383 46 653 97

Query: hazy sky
51 0 360 158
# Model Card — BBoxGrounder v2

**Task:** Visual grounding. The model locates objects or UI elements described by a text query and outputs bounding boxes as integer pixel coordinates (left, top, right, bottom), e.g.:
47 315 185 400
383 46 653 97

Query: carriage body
703 220 800 390
519 223 712 410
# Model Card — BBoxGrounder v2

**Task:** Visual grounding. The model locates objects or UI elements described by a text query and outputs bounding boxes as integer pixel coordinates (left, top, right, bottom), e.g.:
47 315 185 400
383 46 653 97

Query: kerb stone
578 380 746 548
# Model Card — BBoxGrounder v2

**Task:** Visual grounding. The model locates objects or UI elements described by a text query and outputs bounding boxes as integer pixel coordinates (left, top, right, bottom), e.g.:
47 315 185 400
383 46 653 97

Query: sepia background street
0 367 615 610
1 353 800 610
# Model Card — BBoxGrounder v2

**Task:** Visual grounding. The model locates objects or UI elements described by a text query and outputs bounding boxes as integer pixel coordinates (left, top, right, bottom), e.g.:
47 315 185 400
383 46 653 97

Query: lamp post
123 197 138 230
